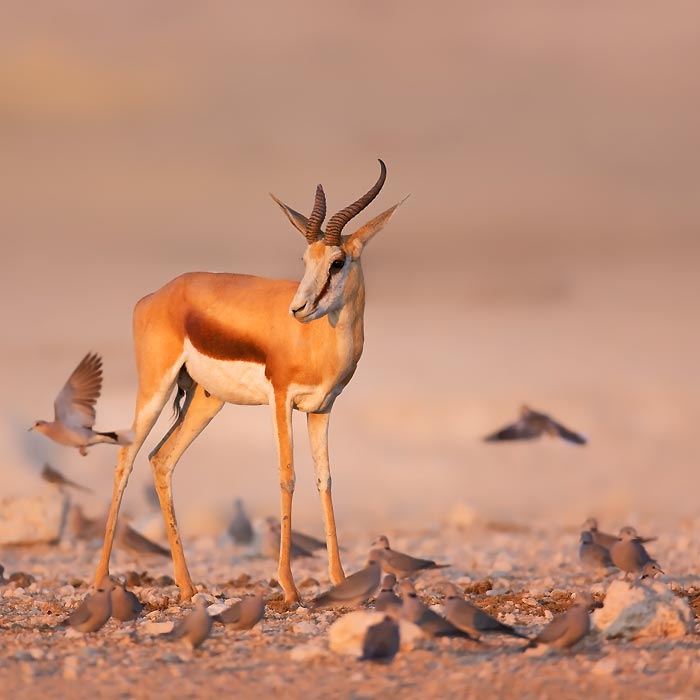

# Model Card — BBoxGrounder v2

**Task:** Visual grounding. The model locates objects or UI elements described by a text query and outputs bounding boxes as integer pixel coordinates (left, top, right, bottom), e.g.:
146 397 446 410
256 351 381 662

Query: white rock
591 656 618 676
290 641 326 662
0 491 68 545
328 610 423 657
292 620 317 635
593 580 693 639
142 621 175 635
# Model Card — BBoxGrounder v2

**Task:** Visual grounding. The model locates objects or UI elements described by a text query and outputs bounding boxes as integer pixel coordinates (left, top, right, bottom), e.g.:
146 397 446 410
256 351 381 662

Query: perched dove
484 405 586 445
68 504 107 541
117 520 170 558
310 550 383 609
372 535 449 578
228 499 254 545
579 531 614 571
398 580 476 640
525 592 600 651
582 518 657 548
262 517 314 560
29 353 132 456
215 594 265 630
40 463 92 493
441 582 526 639
375 574 402 614
609 528 659 578
100 576 144 622
360 615 400 663
166 597 213 649
66 586 113 633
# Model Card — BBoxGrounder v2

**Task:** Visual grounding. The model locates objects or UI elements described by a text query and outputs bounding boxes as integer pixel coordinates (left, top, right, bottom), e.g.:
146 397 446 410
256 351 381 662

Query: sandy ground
2 2 700 697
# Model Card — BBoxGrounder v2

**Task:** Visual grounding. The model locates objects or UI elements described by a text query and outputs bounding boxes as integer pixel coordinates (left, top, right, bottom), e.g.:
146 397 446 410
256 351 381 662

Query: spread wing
484 418 541 442
551 419 587 445
54 353 103 429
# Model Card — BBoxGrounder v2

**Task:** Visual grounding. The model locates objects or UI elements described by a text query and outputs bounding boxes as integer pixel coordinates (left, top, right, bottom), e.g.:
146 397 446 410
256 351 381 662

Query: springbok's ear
270 193 309 238
345 196 409 258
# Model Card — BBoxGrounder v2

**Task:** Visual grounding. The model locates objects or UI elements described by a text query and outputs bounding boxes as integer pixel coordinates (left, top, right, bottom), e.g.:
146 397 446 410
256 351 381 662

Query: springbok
93 160 404 603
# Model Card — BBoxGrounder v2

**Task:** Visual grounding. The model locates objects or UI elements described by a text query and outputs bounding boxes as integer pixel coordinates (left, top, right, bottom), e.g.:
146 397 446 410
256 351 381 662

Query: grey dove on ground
215 594 265 629
65 585 113 633
100 576 144 621
165 597 213 649
640 561 664 579
579 531 615 570
609 528 660 578
524 592 600 651
265 516 326 553
372 535 449 578
398 580 476 640
310 550 383 609
228 499 254 545
375 573 402 614
41 463 92 493
360 615 400 663
582 518 657 548
262 517 315 560
29 353 132 456
117 520 171 558
484 405 587 445
441 582 527 639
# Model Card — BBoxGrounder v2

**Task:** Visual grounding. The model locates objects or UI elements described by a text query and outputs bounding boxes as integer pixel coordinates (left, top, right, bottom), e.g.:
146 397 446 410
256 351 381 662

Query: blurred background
2 2 699 535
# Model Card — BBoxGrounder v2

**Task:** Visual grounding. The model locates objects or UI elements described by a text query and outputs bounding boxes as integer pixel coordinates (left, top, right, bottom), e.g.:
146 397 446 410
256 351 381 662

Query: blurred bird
375 574 402 614
117 520 171 559
41 463 92 493
579 531 615 571
372 535 449 578
484 405 586 445
68 504 107 541
360 615 400 663
609 527 659 579
262 517 314 560
214 594 265 629
441 581 527 639
29 353 132 456
228 499 254 545
165 597 213 649
640 561 665 579
310 550 383 609
398 580 476 640
100 576 144 622
266 515 326 552
524 592 600 651
65 586 113 633
582 518 657 548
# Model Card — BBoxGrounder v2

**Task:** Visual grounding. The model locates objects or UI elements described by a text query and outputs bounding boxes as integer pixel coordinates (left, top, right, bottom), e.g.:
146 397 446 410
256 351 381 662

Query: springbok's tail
172 365 196 423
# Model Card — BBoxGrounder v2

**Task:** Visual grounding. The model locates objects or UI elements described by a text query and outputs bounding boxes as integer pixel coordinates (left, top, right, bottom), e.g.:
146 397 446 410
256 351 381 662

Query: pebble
592 657 618 676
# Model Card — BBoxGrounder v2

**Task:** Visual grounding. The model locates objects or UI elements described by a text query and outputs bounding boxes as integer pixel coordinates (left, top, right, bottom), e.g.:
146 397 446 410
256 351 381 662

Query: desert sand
1 2 700 697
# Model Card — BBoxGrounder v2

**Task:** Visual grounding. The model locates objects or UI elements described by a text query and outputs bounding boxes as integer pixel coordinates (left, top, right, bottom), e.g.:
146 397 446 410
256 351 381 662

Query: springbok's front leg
307 411 345 585
272 392 300 604
149 384 224 601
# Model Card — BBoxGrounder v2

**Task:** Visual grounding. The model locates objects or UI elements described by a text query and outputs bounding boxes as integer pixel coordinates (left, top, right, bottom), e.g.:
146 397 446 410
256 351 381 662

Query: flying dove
609 528 659 578
310 550 383 609
524 592 600 651
266 515 326 552
579 531 614 571
582 518 657 548
117 520 171 559
228 499 254 545
100 576 144 622
441 582 527 639
372 535 449 578
40 463 92 493
65 586 113 633
360 615 400 663
29 353 132 455
375 574 402 614
214 594 265 630
262 517 314 560
398 580 476 640
484 405 586 445
165 597 213 649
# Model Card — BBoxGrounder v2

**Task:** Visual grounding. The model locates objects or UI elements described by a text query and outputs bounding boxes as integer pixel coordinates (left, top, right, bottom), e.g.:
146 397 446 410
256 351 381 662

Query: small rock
142 621 175 635
155 575 175 586
328 610 423 657
10 572 35 587
0 492 68 545
290 641 326 662
592 657 618 676
292 620 317 635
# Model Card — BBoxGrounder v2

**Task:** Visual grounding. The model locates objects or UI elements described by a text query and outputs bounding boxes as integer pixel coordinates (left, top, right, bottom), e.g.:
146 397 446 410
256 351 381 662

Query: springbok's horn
324 160 387 247
305 184 326 243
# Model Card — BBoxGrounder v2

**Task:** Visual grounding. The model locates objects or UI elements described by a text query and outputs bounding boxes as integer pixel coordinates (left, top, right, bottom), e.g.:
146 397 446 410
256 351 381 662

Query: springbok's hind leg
149 384 224 601
307 411 345 584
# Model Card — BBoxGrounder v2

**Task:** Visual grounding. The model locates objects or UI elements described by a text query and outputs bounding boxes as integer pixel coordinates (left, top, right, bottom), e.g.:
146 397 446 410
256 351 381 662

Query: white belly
184 340 272 405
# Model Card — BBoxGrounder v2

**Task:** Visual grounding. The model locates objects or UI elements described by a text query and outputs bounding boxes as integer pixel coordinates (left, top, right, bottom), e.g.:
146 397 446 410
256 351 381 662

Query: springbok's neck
328 263 366 339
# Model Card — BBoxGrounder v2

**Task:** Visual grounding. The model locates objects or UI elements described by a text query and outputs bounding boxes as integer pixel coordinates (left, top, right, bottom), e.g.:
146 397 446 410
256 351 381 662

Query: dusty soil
2 522 700 699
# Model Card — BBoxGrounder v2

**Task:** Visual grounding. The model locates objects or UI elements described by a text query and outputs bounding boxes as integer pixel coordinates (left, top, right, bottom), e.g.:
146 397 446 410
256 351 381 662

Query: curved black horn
305 184 326 243
324 160 387 246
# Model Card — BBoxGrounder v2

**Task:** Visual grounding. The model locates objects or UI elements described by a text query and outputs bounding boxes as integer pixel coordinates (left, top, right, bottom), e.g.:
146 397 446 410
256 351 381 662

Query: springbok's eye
330 259 345 272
